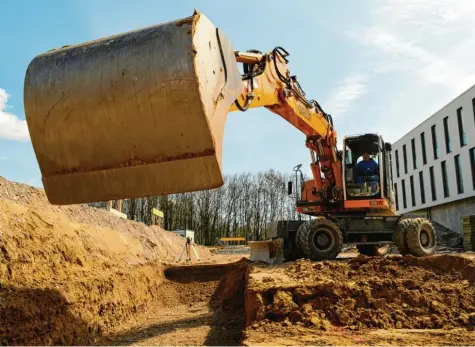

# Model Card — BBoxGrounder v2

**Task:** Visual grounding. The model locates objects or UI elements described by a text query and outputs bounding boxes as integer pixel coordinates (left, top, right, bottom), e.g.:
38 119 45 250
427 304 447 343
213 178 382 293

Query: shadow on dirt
99 314 212 346
101 258 249 346
1 259 250 346
204 258 248 346
164 263 236 283
0 285 96 345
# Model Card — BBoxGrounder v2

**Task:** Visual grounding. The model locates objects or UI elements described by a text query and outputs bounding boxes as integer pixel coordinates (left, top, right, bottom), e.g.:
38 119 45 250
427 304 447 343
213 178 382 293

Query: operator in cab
356 152 378 184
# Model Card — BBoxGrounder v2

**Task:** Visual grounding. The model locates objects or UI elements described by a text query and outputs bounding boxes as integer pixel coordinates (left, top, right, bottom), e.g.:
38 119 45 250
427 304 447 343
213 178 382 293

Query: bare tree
89 170 308 245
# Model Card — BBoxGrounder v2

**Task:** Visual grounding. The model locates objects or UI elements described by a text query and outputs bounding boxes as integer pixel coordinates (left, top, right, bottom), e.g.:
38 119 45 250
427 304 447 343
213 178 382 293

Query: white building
172 229 196 243
391 84 475 236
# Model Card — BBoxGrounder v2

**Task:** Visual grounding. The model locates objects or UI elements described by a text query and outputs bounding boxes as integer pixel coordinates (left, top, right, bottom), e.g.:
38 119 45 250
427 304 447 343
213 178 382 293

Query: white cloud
342 0 475 142
324 74 368 117
0 156 7 160
349 22 475 94
0 88 30 141
378 1 474 90
375 0 475 38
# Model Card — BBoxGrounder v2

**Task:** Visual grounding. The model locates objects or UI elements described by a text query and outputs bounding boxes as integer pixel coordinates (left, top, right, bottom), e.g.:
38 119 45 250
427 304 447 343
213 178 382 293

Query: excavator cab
342 134 394 205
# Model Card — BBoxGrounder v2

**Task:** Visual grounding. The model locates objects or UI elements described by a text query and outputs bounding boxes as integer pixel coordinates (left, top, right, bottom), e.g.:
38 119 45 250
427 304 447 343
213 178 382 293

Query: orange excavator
23 11 436 261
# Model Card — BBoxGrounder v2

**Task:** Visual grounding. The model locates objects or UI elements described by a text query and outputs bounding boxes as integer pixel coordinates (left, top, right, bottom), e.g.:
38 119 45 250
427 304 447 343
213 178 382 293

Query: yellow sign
152 208 164 218
220 237 245 242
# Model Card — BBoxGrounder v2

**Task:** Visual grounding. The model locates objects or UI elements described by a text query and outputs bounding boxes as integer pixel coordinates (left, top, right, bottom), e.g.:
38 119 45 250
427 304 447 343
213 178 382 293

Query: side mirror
385 142 392 151
287 181 293 195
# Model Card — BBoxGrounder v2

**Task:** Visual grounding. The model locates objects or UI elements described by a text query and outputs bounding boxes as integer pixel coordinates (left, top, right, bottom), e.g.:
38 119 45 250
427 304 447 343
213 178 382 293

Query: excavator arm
23 10 342 205
230 48 343 201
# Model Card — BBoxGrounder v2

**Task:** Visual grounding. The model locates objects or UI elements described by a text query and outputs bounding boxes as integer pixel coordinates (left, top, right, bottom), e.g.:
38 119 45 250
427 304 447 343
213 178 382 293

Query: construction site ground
1 176 474 346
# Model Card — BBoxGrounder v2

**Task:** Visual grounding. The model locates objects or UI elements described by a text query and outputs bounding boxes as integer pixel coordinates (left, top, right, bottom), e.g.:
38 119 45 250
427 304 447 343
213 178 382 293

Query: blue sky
1 0 475 187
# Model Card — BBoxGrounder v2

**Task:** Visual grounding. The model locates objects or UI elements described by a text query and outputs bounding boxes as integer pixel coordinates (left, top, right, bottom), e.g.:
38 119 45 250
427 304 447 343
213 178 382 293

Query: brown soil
0 176 219 345
243 254 475 345
2 176 475 346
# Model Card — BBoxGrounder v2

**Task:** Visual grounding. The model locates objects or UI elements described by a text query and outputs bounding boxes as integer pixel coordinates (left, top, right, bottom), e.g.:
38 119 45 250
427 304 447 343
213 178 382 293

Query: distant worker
356 152 378 184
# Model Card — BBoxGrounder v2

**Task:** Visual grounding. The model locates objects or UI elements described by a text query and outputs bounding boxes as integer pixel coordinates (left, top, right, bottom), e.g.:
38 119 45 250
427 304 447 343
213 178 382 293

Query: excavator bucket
23 11 244 205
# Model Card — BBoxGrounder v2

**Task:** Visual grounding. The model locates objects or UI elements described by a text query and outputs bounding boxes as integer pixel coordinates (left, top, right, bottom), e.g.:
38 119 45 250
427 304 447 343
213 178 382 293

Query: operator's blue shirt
356 159 378 183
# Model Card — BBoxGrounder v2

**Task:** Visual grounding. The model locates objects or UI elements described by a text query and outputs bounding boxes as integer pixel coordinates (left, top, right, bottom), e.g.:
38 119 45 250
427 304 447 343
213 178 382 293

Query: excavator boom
24 10 339 205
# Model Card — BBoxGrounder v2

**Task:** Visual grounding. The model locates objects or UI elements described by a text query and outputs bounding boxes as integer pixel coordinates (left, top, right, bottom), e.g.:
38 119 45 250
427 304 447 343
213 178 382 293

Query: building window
411 138 417 169
394 183 399 211
441 160 449 198
395 150 400 178
401 179 407 209
443 116 451 153
454 154 464 194
457 107 466 147
419 171 426 204
410 175 416 207
431 125 439 160
421 132 427 165
472 98 475 125
429 166 436 201
470 147 475 190
403 144 408 174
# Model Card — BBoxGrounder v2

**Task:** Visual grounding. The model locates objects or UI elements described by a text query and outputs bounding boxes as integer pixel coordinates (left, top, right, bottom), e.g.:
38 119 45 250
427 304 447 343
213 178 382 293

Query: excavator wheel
291 231 305 260
297 218 343 261
406 218 437 257
393 219 411 255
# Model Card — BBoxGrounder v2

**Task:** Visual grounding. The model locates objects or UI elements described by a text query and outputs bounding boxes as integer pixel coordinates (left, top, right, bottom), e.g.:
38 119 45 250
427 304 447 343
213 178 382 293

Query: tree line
89 169 311 245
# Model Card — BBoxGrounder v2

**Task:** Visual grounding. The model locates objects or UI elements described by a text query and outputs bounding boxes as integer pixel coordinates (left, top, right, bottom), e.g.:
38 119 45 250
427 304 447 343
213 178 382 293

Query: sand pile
0 176 212 345
245 255 475 331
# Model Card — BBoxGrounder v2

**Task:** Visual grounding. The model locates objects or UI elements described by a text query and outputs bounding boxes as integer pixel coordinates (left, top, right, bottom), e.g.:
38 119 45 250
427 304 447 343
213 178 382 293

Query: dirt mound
246 255 475 331
1 263 165 345
0 177 212 265
0 176 215 345
0 177 46 204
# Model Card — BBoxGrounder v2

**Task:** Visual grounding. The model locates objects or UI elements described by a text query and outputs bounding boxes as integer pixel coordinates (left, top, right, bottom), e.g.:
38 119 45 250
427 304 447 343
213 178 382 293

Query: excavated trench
99 253 475 346
2 254 475 345
97 259 249 346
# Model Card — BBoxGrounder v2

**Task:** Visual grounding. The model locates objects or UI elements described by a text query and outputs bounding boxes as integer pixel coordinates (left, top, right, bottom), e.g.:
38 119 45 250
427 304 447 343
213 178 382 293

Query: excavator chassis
265 214 437 261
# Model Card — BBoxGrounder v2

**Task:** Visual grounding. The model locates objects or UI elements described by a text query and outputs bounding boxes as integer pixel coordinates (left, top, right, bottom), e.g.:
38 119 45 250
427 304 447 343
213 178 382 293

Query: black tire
393 219 410 255
297 218 343 261
356 244 379 256
406 218 437 256
295 227 303 253
286 232 304 261
296 217 324 256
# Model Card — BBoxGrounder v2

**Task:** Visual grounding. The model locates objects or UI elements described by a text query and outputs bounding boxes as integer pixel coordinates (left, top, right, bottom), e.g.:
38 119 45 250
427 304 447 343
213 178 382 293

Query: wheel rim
420 231 429 246
313 228 335 252
419 227 435 249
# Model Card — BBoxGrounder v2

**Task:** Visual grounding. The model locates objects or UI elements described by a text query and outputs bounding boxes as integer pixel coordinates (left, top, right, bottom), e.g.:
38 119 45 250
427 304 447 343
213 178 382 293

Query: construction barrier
462 215 475 251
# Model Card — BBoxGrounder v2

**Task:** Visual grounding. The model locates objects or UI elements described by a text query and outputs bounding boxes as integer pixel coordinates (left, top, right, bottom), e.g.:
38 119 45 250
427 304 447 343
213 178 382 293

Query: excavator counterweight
24 11 243 205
